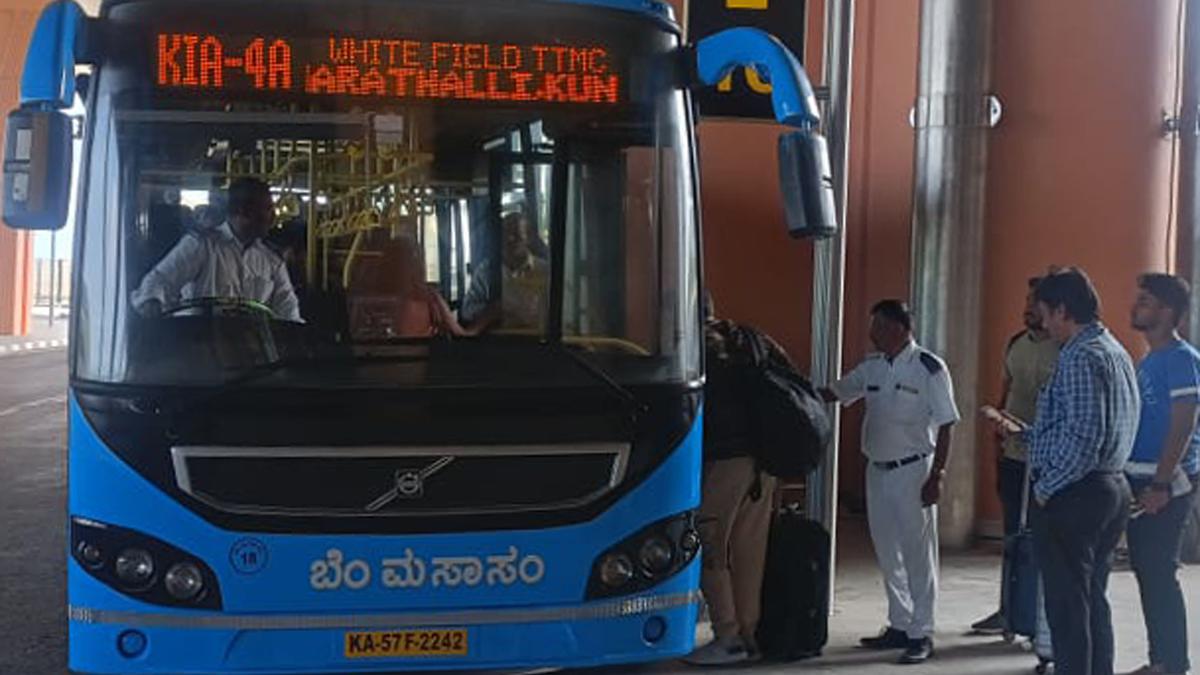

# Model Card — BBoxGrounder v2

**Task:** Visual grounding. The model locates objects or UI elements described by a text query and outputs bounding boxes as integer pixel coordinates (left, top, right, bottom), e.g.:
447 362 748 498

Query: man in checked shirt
993 268 1139 675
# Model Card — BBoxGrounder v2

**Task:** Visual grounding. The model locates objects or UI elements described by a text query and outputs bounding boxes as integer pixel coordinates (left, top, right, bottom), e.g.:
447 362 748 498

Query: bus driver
132 177 302 322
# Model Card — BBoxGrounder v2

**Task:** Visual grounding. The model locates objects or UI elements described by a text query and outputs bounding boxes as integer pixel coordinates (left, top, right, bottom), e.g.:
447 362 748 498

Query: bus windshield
73 0 700 390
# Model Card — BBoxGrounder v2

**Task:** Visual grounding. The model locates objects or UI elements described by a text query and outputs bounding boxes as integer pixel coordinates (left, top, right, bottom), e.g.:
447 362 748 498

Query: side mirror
778 130 837 240
3 108 73 230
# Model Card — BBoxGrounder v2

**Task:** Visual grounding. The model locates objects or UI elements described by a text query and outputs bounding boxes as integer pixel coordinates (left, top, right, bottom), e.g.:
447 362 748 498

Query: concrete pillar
0 228 32 336
979 0 1181 531
1178 0 1200 341
910 0 994 549
0 0 42 336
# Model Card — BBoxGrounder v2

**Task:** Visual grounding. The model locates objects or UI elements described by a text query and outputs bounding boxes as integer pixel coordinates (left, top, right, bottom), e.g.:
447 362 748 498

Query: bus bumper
68 560 700 674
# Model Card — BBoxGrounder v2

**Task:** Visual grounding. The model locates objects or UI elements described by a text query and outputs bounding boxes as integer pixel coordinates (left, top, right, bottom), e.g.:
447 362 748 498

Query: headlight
599 553 635 588
164 563 204 600
71 518 223 610
76 541 103 568
638 536 674 575
587 512 699 599
114 549 155 588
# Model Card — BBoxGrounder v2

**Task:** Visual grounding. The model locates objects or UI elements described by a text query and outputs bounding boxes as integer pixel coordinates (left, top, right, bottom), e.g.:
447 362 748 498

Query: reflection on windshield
461 212 548 333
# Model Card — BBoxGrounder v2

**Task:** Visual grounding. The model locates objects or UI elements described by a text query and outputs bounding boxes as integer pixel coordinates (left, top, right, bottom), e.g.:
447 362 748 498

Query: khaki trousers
698 457 777 648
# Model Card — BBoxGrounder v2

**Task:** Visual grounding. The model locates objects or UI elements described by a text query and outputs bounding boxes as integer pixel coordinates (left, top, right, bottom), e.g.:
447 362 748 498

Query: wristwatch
1150 481 1172 494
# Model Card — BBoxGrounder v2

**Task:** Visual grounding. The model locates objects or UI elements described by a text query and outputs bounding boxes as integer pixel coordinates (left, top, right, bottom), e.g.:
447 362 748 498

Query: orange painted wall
0 1 40 336
977 0 1181 529
696 120 816 357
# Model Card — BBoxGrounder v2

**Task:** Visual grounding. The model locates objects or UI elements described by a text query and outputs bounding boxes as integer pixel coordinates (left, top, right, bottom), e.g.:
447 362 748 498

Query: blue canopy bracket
20 0 85 110
694 27 820 130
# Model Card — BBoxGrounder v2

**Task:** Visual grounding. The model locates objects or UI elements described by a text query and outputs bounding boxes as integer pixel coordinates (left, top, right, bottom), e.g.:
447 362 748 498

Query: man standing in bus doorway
132 177 302 322
461 211 548 333
821 300 960 665
1122 273 1200 675
970 276 1060 635
684 296 789 667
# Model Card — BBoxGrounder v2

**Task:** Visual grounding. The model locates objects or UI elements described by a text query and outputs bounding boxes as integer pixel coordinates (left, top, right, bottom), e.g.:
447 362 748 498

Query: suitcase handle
1019 457 1033 531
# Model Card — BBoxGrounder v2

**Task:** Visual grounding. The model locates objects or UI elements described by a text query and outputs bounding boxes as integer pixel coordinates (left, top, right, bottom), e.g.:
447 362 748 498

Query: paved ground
591 525 1200 675
0 350 69 674
0 320 69 358
1 349 1197 674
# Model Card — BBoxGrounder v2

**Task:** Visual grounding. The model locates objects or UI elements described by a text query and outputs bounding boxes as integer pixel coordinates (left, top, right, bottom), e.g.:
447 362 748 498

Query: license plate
344 629 468 659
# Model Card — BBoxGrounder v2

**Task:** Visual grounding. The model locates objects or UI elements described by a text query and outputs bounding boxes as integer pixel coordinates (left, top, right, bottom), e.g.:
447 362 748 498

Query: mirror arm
20 0 85 110
694 27 821 131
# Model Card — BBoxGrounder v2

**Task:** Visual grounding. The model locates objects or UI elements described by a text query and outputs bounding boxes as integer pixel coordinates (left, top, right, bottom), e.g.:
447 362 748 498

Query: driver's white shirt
131 222 302 322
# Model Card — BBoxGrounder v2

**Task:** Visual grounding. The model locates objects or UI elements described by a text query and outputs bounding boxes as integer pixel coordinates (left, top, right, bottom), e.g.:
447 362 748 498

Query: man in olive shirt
972 276 1060 634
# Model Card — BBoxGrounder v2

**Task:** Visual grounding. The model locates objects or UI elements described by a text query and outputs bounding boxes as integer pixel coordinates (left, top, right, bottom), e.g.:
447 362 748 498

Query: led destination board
156 33 624 104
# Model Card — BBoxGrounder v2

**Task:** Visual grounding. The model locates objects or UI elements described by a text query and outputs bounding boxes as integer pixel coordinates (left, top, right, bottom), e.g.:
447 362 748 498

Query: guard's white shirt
131 223 302 322
831 341 961 462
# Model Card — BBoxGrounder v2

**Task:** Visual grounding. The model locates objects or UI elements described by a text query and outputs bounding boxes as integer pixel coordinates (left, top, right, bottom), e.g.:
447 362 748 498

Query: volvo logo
395 471 423 498
364 457 455 513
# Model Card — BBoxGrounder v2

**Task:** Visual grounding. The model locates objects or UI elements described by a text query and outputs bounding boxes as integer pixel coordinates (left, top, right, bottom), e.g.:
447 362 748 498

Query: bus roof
98 0 678 24
552 0 676 21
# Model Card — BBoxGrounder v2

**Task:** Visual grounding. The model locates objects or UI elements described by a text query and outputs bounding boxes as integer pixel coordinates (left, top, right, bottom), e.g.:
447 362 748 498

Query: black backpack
756 509 831 660
741 329 832 480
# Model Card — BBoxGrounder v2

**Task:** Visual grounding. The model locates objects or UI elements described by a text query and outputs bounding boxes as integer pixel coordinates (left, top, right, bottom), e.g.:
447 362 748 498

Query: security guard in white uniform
822 300 960 665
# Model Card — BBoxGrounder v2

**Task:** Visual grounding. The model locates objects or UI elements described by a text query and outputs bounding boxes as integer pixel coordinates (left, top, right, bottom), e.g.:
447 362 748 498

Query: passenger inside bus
131 177 303 322
345 230 469 339
461 211 549 333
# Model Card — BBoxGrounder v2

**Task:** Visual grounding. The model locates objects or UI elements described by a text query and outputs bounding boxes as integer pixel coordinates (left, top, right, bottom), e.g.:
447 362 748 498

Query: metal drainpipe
909 0 998 548
1181 0 1200 341
808 0 855 596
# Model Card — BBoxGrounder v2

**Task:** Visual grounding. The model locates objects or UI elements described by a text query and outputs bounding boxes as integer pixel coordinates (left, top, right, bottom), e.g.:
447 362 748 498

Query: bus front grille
170 444 629 518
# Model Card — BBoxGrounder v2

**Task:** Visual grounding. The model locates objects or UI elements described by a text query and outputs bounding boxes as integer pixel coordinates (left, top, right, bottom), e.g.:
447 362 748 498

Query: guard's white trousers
866 454 939 640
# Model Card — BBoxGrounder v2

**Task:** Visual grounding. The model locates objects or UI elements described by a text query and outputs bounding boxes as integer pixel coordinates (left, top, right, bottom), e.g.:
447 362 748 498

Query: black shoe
970 611 1006 635
860 627 911 650
898 637 934 665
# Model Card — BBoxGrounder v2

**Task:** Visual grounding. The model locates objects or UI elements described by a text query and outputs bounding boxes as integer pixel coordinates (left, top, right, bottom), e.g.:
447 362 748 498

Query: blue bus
3 0 832 672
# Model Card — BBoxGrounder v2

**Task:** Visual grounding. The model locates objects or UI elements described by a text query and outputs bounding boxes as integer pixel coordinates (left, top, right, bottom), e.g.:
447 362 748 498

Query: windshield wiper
546 342 645 416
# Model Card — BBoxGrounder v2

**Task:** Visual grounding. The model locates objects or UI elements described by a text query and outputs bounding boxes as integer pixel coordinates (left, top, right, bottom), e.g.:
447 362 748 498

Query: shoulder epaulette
919 351 943 375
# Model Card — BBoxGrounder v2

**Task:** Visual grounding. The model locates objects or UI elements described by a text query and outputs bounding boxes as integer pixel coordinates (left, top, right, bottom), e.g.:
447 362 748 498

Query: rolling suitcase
1001 460 1054 673
755 507 830 660
1002 460 1039 639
